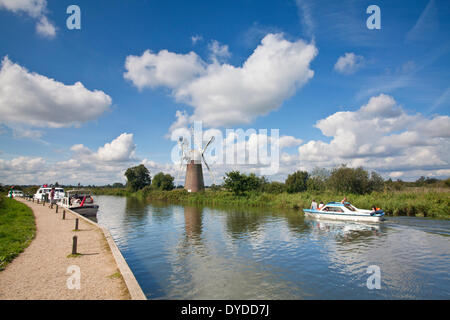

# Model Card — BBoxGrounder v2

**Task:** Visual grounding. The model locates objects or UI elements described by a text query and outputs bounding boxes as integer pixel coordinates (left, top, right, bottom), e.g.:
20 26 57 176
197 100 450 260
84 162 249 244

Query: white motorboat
303 202 385 223
59 189 99 217
33 185 65 203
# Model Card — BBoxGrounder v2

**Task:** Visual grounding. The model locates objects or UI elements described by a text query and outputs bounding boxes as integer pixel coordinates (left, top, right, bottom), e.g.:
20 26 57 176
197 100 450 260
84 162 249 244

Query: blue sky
0 0 449 185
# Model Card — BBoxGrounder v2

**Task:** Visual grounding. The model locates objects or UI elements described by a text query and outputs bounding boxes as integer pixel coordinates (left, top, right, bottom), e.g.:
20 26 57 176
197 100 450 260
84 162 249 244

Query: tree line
2 164 448 195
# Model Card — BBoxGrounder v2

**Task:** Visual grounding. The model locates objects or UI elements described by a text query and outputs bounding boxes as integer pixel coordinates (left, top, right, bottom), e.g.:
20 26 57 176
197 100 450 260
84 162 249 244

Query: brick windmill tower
177 136 215 192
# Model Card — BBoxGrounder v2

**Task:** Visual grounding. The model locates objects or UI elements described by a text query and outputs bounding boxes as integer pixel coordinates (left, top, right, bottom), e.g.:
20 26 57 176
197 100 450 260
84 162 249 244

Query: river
94 195 450 300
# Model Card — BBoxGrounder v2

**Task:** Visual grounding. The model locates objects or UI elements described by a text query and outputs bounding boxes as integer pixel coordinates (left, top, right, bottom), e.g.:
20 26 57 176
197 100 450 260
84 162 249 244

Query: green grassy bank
0 197 36 270
92 187 450 219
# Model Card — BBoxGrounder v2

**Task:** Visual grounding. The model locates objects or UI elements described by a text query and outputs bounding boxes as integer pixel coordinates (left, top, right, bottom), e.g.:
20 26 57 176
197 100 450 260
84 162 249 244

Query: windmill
176 135 215 192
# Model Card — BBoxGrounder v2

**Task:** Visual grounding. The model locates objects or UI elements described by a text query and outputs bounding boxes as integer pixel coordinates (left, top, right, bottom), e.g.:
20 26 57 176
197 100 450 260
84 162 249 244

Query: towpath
0 198 131 299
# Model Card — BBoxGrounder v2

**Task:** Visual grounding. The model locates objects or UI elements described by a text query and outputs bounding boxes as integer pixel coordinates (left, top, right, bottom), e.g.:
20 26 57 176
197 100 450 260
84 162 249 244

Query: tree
307 167 329 191
112 182 125 188
285 171 309 193
262 181 286 194
328 165 370 194
223 171 264 195
152 172 175 191
124 164 151 191
369 172 384 192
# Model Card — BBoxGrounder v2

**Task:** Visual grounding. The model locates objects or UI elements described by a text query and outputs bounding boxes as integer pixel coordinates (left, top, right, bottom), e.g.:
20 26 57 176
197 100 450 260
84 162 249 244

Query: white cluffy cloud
297 94 450 178
0 0 56 38
71 133 136 163
334 52 364 74
0 56 112 128
124 33 318 128
0 133 138 185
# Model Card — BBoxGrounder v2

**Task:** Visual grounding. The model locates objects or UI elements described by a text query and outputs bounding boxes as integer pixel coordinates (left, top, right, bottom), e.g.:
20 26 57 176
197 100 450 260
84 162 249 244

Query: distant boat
303 202 385 223
59 189 99 217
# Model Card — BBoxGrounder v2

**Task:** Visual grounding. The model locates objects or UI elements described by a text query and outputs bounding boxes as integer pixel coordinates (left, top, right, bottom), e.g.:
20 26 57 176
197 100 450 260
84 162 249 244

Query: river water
94 195 450 300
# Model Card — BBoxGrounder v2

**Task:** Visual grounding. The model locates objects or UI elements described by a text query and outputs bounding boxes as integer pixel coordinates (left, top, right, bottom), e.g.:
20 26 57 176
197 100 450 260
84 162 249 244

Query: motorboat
303 202 385 223
7 189 24 198
33 185 65 203
59 189 99 217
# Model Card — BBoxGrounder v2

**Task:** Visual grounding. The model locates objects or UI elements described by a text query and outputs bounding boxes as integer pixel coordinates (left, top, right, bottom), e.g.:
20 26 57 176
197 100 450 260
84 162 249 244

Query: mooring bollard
62 209 66 220
72 235 78 255
75 218 79 231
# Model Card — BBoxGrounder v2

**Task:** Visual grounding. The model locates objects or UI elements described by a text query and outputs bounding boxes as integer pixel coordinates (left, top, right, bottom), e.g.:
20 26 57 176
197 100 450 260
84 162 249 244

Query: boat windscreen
345 204 356 211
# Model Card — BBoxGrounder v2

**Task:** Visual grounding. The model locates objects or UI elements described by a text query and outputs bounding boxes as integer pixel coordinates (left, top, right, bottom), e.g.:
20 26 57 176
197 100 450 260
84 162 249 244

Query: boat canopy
66 189 92 196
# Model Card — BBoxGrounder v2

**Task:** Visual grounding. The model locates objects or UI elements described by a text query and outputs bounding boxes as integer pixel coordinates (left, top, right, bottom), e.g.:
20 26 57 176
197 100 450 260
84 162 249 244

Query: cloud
191 35 203 45
0 0 56 38
36 16 55 38
295 0 315 38
125 33 317 128
405 0 439 43
0 56 112 128
297 94 450 177
0 156 46 172
12 128 43 140
72 133 136 163
124 49 205 90
334 52 364 74
208 40 231 62
96 133 136 162
0 133 139 185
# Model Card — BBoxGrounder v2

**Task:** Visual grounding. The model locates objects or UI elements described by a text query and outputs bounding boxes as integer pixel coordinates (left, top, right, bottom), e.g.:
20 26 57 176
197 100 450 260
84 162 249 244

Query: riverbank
0 198 132 299
92 187 450 219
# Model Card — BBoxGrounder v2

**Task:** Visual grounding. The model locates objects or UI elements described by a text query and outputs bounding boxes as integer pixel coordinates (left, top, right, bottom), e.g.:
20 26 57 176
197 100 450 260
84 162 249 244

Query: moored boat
59 189 99 217
303 202 385 223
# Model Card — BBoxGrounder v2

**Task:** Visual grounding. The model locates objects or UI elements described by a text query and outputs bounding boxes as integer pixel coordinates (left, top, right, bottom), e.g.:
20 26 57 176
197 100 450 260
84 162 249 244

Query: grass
92 186 450 219
0 197 36 270
107 271 122 279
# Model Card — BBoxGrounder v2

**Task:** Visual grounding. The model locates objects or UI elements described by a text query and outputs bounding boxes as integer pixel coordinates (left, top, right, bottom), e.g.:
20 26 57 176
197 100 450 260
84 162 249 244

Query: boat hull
68 205 99 217
303 209 384 223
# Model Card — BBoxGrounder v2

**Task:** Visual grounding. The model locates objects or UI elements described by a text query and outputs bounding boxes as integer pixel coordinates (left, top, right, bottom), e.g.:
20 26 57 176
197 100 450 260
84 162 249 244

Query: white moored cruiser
33 185 65 203
59 189 99 217
303 202 385 223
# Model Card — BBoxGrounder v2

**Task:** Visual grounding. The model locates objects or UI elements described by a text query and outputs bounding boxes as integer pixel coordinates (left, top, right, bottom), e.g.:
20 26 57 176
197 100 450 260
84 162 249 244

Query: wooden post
62 210 66 220
75 218 79 231
55 204 58 213
72 236 78 255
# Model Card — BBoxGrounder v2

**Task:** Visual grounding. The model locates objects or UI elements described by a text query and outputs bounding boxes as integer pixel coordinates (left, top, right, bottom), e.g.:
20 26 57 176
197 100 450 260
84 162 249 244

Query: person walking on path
50 187 55 204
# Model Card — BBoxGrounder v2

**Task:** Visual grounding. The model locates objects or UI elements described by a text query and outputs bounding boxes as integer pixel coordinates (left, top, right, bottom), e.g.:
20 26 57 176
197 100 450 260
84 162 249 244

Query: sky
0 0 449 186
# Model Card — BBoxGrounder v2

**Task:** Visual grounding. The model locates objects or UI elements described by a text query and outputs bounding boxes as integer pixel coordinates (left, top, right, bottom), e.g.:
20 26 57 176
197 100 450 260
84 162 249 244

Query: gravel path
0 198 130 300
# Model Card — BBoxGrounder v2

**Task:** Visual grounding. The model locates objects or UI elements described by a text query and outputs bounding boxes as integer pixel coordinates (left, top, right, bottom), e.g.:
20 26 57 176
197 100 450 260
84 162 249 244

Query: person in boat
318 201 325 210
341 196 347 204
310 199 318 210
